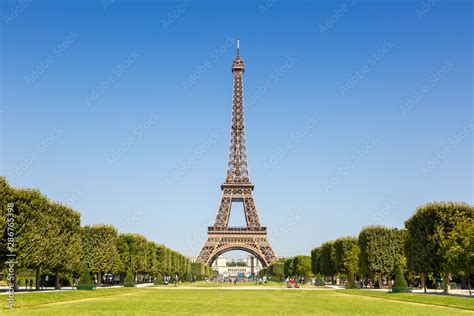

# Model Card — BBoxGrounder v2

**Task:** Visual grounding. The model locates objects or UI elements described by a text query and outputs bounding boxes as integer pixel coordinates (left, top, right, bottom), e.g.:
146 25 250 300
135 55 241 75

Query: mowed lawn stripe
342 289 474 311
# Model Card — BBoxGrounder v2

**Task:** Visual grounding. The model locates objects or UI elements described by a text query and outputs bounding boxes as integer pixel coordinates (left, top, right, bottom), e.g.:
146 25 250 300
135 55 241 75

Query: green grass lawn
176 280 288 287
2 287 473 315
343 289 474 311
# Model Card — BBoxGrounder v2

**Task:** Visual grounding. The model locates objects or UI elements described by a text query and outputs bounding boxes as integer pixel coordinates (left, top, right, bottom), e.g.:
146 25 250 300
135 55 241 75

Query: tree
405 202 474 294
146 241 158 278
334 236 359 284
292 256 312 280
11 187 53 290
48 203 82 289
82 225 118 286
311 247 322 275
122 234 148 276
358 226 404 288
319 241 337 282
270 262 285 281
284 258 294 276
114 234 131 280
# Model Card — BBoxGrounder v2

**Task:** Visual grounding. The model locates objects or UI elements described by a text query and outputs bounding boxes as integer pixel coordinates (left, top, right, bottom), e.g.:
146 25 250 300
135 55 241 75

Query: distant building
211 255 262 277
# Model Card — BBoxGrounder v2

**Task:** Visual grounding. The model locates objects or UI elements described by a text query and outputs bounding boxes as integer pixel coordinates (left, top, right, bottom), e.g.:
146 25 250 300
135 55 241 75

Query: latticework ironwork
197 41 277 267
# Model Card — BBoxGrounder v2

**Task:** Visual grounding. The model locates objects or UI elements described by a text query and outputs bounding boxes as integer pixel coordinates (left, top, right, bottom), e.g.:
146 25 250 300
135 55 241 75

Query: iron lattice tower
197 40 277 267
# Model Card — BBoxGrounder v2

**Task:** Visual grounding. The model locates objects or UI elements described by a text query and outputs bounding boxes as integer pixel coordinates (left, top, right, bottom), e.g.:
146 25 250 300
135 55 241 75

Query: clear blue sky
1 0 472 258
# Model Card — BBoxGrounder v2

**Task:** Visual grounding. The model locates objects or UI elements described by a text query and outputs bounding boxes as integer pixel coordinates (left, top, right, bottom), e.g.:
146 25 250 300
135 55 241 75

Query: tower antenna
237 38 240 57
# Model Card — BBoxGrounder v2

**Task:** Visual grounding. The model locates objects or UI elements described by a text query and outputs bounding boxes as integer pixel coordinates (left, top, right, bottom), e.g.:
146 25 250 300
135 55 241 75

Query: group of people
255 275 268 285
17 279 34 290
285 276 305 288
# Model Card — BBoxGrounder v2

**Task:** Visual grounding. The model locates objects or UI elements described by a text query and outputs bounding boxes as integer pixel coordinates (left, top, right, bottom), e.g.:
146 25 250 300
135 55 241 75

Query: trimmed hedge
391 265 410 293
77 265 94 290
123 270 135 287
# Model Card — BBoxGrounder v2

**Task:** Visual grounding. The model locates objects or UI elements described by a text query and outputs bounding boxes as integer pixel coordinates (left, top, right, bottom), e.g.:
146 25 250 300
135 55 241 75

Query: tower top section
232 38 245 72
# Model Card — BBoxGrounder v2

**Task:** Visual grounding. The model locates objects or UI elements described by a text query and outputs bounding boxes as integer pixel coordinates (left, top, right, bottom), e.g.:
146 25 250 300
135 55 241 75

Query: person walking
30 279 33 290
25 279 28 290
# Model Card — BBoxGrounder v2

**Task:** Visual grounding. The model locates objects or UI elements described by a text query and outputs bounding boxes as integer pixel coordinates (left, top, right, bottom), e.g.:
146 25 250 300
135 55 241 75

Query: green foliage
82 224 118 283
49 202 82 276
227 261 247 267
284 258 294 276
1 178 191 291
315 273 325 286
121 233 148 273
114 234 130 275
154 273 163 285
334 236 359 276
358 226 404 282
345 272 357 289
319 241 337 278
123 270 135 287
270 262 285 281
391 265 409 293
292 256 312 279
311 247 321 275
77 264 94 290
405 202 473 293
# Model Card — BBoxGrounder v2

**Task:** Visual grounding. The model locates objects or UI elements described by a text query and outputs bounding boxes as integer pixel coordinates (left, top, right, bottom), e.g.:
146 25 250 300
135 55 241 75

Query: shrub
315 273 325 286
76 265 94 290
154 274 163 285
345 273 358 289
123 270 135 287
391 265 410 293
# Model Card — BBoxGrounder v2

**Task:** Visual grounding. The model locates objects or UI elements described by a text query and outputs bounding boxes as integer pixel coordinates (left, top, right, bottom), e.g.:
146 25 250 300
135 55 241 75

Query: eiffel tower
197 40 277 267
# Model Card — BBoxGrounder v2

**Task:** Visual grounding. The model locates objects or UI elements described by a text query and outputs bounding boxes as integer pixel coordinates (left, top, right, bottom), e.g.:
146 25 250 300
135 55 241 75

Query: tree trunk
36 267 41 291
97 271 102 287
378 273 383 288
55 271 60 290
468 274 471 296
421 272 426 293
13 267 17 292
443 272 450 294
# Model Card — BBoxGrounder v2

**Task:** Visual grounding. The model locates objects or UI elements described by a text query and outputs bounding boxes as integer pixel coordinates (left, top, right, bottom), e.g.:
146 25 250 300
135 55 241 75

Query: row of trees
0 177 211 290
310 202 473 294
259 256 312 281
